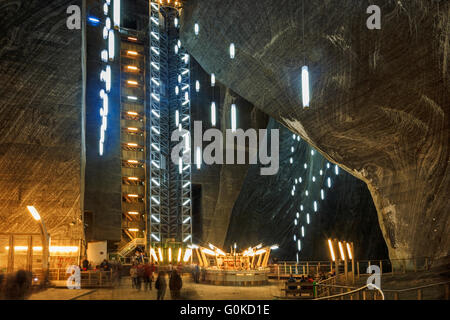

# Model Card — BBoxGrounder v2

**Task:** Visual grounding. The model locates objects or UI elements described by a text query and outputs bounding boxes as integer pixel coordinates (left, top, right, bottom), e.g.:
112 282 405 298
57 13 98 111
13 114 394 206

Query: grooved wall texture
181 0 450 261
0 0 84 242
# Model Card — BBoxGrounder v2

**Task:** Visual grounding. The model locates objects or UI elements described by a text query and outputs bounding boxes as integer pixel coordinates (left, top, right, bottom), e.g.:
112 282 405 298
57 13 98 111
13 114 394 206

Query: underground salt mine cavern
0 0 448 309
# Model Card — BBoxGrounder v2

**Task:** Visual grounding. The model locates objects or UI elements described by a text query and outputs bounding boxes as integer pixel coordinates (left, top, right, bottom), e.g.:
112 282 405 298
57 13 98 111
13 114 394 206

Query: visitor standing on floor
155 271 167 300
169 270 182 300
144 263 154 291
136 263 144 291
130 264 138 289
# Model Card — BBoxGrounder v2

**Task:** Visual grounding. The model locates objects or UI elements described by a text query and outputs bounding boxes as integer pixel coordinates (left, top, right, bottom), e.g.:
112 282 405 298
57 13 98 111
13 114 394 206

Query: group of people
129 263 183 300
129 262 156 291
286 269 337 289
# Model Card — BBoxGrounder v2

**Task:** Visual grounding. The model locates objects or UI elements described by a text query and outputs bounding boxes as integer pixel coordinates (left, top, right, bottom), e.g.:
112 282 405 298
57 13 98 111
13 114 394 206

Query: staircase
117 238 145 257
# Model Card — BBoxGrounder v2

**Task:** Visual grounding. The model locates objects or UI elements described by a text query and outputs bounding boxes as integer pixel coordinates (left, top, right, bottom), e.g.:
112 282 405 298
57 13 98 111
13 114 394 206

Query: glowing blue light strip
231 104 236 132
113 0 120 27
301 66 310 107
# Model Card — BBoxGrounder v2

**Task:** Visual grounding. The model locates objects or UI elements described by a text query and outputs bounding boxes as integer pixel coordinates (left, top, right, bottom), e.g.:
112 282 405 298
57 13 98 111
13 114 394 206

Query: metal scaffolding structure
148 1 192 249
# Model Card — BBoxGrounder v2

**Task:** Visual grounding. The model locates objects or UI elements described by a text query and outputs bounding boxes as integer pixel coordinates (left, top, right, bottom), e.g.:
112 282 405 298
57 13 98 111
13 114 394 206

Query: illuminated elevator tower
148 0 192 249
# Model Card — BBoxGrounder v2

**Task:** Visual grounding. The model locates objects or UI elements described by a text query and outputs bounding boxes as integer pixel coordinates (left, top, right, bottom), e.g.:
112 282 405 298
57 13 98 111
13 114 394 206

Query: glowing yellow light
127 143 138 147
127 80 138 85
346 242 353 260
127 65 139 71
338 241 345 260
127 177 139 181
127 160 139 164
5 246 78 253
215 248 226 256
127 111 139 116
128 37 138 42
127 50 138 56
168 247 172 262
255 249 266 255
49 246 79 253
150 248 158 262
158 247 163 262
128 211 139 215
328 239 336 262
183 248 192 262
128 127 138 131
128 228 139 232
127 194 139 198
201 248 216 256
177 248 182 262
27 206 41 221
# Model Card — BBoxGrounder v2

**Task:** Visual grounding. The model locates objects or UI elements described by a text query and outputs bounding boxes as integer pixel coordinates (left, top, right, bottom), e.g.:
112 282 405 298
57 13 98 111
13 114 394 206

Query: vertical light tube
328 239 335 261
301 66 310 108
338 242 345 260
211 102 216 126
113 0 121 27
175 110 179 127
196 147 201 169
211 73 215 87
195 80 200 92
229 43 235 59
231 104 236 132
194 23 199 35
108 30 115 60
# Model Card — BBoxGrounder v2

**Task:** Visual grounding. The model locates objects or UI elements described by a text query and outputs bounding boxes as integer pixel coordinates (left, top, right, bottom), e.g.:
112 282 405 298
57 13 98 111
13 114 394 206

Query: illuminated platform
202 268 270 286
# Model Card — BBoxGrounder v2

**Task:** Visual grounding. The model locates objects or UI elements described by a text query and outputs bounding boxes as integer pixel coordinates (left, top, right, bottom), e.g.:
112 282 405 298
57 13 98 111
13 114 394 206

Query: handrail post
362 290 366 300
417 289 422 300
357 261 360 279
394 292 399 300
380 260 383 275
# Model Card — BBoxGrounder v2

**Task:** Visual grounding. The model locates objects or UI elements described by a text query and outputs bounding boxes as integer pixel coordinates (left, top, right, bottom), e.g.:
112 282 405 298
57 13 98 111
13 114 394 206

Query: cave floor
30 277 285 300
29 268 448 300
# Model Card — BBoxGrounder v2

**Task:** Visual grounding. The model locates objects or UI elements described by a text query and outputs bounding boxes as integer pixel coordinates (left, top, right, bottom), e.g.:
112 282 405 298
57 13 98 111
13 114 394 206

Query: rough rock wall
0 0 85 242
191 60 268 246
225 119 388 261
181 0 449 263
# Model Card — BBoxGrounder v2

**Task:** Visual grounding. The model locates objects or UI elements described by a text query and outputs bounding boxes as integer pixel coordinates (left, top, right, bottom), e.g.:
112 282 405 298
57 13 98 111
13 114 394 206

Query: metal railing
29 268 115 288
314 279 450 300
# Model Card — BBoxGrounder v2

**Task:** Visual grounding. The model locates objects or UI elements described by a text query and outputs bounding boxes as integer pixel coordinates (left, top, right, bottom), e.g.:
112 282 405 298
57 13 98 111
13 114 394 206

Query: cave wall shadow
224 119 389 261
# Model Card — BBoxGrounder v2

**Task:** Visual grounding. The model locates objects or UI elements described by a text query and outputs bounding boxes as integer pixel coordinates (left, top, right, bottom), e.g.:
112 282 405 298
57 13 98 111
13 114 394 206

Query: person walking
155 271 167 300
194 264 200 283
169 270 182 300
144 263 154 291
130 264 138 289
136 263 144 291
